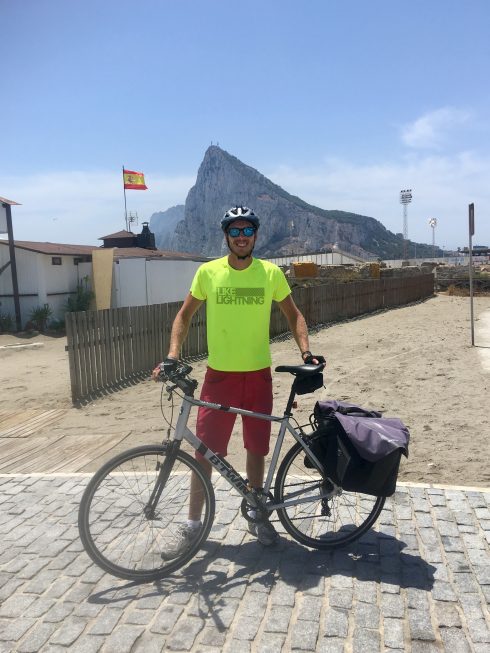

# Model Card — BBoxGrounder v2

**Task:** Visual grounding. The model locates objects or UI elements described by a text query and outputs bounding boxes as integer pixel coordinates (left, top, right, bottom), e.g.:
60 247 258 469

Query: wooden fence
65 274 434 403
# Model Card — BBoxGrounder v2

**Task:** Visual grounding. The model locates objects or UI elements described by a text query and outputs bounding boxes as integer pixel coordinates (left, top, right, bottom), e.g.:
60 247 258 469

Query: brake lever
165 383 178 399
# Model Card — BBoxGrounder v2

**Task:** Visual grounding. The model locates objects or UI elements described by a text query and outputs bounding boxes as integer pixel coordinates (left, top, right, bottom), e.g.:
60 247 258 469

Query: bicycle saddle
275 362 324 376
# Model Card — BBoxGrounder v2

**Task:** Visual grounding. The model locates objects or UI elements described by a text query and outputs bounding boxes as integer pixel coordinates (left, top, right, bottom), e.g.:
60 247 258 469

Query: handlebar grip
159 361 194 380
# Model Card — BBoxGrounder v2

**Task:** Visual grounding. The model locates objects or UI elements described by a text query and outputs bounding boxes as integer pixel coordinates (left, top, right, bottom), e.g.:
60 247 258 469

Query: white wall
146 259 203 304
113 258 203 308
382 256 473 268
0 245 88 326
114 258 146 307
266 251 362 267
1 246 211 323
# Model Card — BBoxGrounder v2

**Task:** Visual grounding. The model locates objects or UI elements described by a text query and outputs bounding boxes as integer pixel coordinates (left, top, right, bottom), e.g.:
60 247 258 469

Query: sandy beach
1 293 489 486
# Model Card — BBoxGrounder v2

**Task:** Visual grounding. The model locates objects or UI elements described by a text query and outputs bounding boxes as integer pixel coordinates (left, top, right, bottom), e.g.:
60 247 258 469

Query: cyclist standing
153 206 319 553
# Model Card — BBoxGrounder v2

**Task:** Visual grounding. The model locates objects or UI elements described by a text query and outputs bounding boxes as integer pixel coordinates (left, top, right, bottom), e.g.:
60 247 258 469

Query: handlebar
157 358 325 400
157 362 199 396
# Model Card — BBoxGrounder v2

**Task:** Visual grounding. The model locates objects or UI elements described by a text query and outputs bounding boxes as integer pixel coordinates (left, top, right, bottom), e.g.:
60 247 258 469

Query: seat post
284 381 298 416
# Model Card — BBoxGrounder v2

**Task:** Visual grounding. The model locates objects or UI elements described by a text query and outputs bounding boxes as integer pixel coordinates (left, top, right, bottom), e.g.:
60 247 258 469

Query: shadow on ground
88 529 436 630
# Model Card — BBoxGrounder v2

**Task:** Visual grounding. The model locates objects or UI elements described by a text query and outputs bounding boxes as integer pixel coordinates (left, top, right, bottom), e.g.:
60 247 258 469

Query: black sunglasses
227 226 256 237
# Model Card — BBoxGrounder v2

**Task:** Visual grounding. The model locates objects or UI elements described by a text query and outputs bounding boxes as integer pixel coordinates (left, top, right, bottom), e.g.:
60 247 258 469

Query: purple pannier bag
313 400 410 496
314 400 410 462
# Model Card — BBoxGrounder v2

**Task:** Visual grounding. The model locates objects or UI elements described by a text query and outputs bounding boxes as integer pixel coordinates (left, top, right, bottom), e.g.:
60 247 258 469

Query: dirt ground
1 293 489 486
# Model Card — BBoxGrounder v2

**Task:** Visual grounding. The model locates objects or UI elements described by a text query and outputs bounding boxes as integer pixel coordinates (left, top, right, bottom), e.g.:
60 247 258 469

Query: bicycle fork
143 441 181 519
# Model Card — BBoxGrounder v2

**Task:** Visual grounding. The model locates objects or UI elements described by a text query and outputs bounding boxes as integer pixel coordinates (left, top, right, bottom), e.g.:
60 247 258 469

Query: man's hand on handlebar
302 353 326 366
151 357 179 381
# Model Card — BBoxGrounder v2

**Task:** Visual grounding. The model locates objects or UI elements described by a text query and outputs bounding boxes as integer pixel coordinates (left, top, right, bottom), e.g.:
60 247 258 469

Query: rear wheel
78 445 215 581
274 437 385 549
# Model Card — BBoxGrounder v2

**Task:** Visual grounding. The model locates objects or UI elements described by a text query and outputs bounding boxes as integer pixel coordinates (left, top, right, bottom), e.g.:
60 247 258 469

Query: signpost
468 203 475 346
0 197 22 332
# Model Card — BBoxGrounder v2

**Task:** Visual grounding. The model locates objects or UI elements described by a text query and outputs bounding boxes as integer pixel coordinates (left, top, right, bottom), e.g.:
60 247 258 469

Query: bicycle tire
78 445 215 581
274 436 385 549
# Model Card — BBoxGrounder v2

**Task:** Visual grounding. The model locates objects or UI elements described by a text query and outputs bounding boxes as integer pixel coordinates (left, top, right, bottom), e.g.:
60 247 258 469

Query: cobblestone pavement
0 474 489 653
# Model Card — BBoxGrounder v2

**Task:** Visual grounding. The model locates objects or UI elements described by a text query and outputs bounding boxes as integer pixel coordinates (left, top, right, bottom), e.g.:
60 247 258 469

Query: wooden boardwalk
0 410 126 473
0 409 66 438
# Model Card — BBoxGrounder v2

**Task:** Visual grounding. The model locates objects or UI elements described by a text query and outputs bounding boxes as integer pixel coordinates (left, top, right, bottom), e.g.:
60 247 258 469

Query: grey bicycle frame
170 390 332 512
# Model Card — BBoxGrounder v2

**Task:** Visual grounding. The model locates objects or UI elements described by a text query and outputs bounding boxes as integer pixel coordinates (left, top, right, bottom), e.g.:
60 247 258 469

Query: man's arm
167 293 204 359
277 295 311 360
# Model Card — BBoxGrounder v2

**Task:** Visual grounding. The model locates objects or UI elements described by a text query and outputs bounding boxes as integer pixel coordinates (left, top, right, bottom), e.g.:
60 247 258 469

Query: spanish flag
123 169 148 190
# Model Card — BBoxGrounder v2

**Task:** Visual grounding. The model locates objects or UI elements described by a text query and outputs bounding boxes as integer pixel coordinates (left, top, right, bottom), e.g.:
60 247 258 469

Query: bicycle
78 361 386 581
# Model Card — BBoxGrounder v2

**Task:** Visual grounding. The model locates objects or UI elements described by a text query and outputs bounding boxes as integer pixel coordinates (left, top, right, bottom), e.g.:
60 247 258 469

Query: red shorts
196 367 273 457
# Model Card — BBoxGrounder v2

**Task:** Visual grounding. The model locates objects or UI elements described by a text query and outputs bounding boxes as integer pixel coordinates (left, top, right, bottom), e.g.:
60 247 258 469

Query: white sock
186 519 201 530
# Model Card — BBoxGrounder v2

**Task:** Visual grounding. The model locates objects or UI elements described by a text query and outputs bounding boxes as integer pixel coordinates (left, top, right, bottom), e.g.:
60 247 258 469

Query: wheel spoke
78 446 215 580
275 437 384 548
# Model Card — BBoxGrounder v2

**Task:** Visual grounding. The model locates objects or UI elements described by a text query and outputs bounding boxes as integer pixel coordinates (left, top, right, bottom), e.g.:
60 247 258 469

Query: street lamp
400 189 412 262
428 218 437 259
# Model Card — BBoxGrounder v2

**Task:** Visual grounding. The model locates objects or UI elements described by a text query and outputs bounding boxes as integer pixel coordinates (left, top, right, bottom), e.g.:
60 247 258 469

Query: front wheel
274 437 385 549
78 445 215 581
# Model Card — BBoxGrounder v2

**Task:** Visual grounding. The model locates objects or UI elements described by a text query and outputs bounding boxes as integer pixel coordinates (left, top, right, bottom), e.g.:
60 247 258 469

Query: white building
0 240 94 326
0 229 208 328
1 224 373 330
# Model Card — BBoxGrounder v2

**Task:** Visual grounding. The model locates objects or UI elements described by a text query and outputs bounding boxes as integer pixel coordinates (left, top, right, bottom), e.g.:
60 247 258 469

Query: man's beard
236 249 254 260
227 237 255 259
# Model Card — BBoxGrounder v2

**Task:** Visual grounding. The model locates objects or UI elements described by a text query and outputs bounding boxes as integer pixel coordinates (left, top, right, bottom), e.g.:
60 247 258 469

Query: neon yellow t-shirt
190 256 291 371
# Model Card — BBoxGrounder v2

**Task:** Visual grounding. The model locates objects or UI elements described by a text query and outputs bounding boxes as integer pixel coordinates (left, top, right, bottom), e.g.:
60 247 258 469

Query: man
154 206 320 552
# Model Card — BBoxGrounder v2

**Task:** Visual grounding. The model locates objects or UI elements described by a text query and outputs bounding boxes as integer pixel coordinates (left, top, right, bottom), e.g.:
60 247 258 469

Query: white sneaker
161 523 201 560
248 519 279 546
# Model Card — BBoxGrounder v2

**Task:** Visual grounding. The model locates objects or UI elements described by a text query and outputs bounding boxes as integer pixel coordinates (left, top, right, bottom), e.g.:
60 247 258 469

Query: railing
65 274 434 403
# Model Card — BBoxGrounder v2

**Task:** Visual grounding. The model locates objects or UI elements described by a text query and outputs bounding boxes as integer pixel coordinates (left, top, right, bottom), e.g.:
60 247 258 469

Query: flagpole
122 165 128 231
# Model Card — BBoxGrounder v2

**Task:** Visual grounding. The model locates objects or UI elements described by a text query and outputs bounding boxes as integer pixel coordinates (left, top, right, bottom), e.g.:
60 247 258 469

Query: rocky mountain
149 204 185 244
153 146 440 259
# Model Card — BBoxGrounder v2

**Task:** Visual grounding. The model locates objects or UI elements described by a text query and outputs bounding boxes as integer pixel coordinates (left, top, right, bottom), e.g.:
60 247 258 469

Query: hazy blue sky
1 0 489 250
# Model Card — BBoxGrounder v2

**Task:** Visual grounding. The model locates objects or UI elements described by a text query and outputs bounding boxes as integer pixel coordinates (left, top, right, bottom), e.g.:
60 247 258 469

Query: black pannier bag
305 400 410 497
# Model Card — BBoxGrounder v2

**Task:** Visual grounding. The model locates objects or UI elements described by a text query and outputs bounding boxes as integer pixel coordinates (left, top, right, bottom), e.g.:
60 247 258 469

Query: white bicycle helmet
221 206 260 231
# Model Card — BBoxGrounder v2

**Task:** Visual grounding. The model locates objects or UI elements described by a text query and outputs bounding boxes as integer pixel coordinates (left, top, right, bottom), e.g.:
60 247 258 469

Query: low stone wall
379 266 425 278
285 262 428 288
435 264 490 291
282 260 490 293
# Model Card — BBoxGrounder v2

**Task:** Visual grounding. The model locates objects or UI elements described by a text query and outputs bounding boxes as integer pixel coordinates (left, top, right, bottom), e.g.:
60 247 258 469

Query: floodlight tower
400 189 412 261
428 218 437 259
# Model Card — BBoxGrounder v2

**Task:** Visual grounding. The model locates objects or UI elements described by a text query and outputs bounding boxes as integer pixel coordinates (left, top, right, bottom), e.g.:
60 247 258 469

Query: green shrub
49 318 66 332
66 276 94 312
0 312 14 333
28 304 53 332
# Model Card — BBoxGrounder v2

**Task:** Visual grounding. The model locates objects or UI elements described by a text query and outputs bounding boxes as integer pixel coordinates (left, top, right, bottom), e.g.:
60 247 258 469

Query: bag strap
336 406 382 418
